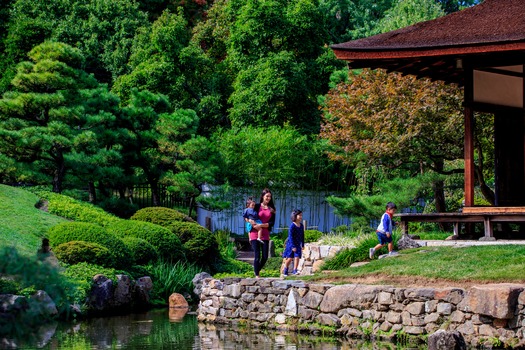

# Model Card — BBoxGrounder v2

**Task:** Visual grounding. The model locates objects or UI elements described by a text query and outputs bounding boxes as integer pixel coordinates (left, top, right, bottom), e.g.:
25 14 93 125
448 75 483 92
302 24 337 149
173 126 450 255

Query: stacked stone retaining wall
297 244 344 275
197 278 525 348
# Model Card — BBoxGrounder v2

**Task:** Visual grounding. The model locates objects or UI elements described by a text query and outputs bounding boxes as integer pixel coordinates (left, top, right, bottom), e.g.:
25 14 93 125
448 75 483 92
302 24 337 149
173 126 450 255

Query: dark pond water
4 309 420 349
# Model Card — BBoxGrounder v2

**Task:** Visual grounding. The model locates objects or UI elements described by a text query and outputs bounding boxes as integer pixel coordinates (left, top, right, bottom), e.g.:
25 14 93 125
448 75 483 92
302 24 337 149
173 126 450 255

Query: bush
107 220 185 262
121 236 158 265
130 207 193 226
0 277 20 294
54 241 114 267
41 191 121 227
47 222 132 269
215 229 237 260
304 230 323 243
168 221 218 266
63 262 124 306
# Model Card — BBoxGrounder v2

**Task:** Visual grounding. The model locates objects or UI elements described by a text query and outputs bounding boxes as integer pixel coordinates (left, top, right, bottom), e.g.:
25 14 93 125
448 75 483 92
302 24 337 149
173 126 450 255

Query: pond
5 309 416 349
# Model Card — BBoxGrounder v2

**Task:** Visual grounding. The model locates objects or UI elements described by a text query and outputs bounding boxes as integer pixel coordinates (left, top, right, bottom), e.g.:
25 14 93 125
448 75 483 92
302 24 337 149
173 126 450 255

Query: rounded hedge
45 193 121 227
168 221 218 266
107 220 185 262
130 207 194 226
47 222 132 269
54 241 114 267
121 236 158 265
304 230 323 243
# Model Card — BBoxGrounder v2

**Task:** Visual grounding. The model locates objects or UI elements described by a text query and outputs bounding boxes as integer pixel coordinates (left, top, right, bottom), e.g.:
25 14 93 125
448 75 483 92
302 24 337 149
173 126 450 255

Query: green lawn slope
0 184 66 256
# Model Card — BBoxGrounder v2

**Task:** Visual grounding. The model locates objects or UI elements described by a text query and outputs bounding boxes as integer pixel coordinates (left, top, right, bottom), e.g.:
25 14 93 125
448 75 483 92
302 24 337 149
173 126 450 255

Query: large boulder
88 274 113 311
113 275 133 308
192 272 212 297
428 330 467 350
134 276 153 309
29 290 58 318
397 234 422 250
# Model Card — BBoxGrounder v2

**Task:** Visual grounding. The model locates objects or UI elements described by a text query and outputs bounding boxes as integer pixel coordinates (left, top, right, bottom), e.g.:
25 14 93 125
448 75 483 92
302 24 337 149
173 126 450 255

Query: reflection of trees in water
78 309 198 348
10 311 397 349
9 309 198 349
198 323 345 350
197 323 401 349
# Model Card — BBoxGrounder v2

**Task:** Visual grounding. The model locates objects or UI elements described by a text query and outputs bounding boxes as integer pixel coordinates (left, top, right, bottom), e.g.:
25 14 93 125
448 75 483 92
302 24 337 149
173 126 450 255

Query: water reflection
5 309 410 349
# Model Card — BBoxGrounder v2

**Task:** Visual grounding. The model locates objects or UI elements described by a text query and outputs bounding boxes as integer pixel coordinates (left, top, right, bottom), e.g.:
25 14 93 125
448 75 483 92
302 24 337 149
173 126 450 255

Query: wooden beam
464 67 475 207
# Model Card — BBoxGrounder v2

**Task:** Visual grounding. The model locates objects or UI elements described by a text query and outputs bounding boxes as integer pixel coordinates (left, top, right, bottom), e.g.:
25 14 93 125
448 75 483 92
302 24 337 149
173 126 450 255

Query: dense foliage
107 220 185 262
121 236 159 265
47 222 132 269
54 241 114 267
131 206 193 225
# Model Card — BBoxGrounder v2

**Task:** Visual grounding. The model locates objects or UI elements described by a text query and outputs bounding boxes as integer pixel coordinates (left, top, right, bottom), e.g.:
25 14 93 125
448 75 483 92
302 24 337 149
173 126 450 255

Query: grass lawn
0 184 66 256
307 244 525 285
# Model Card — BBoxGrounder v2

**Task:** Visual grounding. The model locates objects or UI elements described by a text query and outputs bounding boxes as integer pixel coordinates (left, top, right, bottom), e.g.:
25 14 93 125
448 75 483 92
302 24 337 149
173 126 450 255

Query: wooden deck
396 207 525 240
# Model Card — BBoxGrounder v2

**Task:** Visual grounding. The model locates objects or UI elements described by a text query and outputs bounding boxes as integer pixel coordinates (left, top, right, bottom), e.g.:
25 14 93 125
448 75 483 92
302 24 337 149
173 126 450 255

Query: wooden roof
331 0 525 85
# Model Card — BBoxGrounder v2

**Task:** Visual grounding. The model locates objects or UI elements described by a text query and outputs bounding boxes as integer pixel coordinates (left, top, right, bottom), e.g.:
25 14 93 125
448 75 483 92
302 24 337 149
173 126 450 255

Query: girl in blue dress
281 209 304 276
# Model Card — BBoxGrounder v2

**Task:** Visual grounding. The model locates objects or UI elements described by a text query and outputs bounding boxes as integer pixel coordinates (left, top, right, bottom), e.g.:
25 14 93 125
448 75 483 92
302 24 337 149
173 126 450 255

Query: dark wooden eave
331 0 525 86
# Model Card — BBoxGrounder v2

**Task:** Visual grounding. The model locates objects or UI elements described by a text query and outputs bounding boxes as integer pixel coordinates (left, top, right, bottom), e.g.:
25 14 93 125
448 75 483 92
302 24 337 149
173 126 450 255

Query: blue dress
282 222 304 258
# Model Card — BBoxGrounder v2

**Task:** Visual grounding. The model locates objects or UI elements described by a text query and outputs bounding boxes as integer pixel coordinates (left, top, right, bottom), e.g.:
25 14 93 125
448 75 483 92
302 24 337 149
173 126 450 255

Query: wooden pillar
464 66 475 207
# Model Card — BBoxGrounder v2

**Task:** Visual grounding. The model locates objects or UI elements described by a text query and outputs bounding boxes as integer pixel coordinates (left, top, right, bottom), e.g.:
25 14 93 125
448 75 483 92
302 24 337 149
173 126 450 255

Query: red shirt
250 206 272 241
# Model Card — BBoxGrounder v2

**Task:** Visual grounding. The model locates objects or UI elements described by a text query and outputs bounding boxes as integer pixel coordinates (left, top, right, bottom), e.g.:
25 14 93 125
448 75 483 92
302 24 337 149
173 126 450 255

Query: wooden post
205 216 212 231
464 66 475 207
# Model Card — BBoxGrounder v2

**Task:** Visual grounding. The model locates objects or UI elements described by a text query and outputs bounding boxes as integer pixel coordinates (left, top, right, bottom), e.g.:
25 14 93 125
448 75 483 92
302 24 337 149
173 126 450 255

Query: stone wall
197 278 525 348
297 244 344 275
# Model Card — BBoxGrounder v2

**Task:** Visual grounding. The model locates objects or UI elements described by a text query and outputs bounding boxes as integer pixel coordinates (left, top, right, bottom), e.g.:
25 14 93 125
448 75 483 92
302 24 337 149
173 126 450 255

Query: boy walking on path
369 202 397 259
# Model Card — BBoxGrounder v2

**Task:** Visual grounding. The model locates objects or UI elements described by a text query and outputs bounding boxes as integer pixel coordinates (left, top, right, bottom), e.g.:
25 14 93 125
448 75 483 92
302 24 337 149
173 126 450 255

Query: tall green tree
372 0 445 35
319 0 394 42
114 10 228 136
64 87 125 202
214 125 348 191
3 0 148 86
0 42 119 193
226 0 343 134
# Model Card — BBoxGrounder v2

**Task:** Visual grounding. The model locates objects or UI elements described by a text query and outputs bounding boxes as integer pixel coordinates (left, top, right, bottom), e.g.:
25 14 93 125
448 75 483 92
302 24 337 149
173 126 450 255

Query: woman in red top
247 188 276 278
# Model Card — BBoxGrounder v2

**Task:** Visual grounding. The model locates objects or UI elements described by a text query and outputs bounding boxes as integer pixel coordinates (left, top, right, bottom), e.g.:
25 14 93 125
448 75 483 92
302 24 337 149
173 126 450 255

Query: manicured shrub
47 222 132 269
121 236 158 265
304 230 323 243
107 220 185 262
130 207 193 226
168 221 218 266
43 192 121 227
53 241 114 267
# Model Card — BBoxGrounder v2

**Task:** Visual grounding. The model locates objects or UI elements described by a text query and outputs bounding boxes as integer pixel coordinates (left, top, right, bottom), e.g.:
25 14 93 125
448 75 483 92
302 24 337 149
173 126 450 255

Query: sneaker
388 251 398 256
257 238 264 244
292 269 299 275
282 268 288 277
369 248 375 259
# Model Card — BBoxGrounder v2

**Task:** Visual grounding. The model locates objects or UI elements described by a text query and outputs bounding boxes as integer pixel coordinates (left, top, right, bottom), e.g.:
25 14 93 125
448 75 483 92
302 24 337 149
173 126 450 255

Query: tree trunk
474 142 495 205
88 182 97 203
188 196 194 218
150 181 160 206
52 155 65 193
